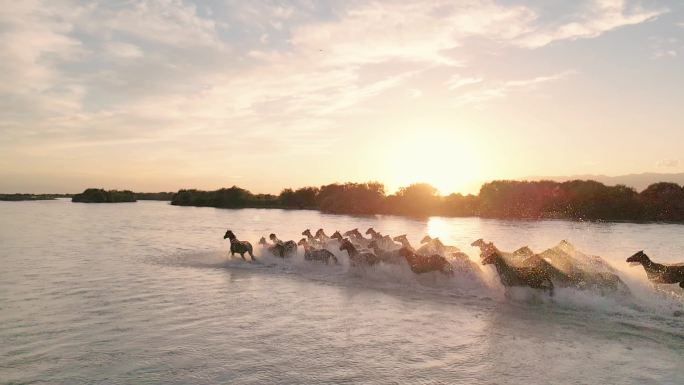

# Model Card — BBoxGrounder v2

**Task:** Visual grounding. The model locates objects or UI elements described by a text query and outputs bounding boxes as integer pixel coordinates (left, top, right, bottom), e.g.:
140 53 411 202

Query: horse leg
240 252 246 260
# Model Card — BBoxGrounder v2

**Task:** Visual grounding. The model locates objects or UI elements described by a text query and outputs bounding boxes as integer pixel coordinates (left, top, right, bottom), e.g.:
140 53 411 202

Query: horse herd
224 228 684 296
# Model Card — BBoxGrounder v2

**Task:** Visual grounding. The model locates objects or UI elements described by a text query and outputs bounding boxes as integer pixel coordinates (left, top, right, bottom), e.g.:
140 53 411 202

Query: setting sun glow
384 129 481 195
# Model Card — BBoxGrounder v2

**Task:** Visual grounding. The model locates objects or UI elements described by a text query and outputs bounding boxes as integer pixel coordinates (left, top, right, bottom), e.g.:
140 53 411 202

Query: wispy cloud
105 42 144 58
650 36 680 59
453 70 577 106
516 0 666 48
446 76 484 90
657 159 680 168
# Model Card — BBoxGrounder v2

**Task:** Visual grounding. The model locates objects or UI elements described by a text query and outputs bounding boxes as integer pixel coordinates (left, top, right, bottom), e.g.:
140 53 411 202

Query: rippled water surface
1 199 683 384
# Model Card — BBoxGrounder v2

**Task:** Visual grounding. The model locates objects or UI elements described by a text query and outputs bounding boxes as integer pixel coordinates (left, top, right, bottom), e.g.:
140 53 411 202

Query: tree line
71 189 175 203
0 193 71 201
169 180 684 222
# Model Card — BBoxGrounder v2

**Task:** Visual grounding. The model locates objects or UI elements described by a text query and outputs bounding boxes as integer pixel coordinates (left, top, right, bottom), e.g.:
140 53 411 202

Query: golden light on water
426 217 451 239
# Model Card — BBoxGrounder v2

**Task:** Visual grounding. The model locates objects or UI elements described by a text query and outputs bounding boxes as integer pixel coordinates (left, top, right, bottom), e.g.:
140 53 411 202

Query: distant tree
639 182 684 221
478 180 561 218
317 182 385 214
72 188 136 203
134 192 174 200
440 193 479 216
278 188 297 207
387 183 440 217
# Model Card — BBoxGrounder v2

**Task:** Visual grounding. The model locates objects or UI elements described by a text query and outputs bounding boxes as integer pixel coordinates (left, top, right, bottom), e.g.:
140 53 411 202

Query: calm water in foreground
1 199 683 384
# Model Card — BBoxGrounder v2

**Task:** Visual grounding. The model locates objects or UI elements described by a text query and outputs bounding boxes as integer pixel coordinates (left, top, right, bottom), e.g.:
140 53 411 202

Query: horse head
302 229 313 237
420 235 433 244
343 228 359 237
224 230 236 240
513 246 534 257
331 230 343 240
471 238 486 248
626 250 648 265
258 237 268 246
393 234 408 242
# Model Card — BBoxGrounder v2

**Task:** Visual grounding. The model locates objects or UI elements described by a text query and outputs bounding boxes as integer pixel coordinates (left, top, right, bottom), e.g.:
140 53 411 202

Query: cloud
106 42 143 58
446 76 483 90
651 36 680 59
81 0 223 48
0 0 669 192
515 0 665 48
453 70 577 106
0 1 83 93
657 159 680 168
288 1 535 67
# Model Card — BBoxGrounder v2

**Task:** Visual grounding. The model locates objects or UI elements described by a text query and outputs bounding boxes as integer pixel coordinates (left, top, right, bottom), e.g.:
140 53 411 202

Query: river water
1 199 683 384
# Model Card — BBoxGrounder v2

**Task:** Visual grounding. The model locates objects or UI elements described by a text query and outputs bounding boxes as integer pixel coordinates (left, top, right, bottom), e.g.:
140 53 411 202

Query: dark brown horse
365 227 382 239
314 229 330 242
342 228 370 248
474 240 554 295
418 235 460 256
301 229 316 243
298 238 338 265
392 234 413 251
269 233 297 257
339 239 380 267
224 230 254 260
397 247 453 275
628 251 684 288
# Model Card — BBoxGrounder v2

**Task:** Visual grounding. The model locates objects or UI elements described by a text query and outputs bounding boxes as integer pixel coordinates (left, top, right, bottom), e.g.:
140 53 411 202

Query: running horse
224 230 255 260
627 251 684 288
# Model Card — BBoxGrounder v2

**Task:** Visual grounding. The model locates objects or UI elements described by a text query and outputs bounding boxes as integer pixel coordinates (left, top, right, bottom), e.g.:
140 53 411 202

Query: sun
383 129 481 195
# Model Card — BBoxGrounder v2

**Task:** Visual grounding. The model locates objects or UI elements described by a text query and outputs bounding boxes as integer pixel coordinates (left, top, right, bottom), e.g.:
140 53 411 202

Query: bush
72 188 136 203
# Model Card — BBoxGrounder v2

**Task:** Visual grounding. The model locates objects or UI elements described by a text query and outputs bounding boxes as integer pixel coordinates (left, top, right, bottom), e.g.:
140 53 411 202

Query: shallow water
1 199 683 384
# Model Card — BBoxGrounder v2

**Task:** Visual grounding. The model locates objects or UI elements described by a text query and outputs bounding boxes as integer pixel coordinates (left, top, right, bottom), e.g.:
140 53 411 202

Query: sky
1 0 683 195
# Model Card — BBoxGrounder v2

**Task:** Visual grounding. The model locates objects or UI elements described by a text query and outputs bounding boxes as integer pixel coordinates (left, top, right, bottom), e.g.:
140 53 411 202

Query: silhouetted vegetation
134 192 175 201
72 188 136 203
316 182 386 215
478 180 641 220
0 193 71 201
639 182 684 221
279 187 319 209
169 180 684 223
172 187 280 208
